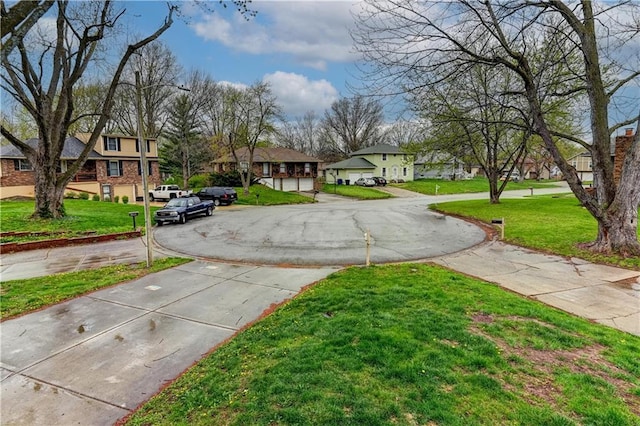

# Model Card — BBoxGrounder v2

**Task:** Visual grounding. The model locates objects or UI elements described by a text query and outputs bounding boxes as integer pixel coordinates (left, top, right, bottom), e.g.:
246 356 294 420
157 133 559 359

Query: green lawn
125 264 640 426
432 193 640 270
0 257 191 319
235 185 316 206
322 183 392 200
396 178 560 195
0 199 157 242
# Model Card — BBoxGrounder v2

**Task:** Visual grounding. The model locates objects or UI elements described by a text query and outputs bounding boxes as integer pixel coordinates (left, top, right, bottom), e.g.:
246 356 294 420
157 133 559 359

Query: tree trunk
32 160 67 218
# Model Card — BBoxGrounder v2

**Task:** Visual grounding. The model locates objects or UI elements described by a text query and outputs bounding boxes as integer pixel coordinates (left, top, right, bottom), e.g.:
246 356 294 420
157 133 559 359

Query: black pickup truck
154 195 214 226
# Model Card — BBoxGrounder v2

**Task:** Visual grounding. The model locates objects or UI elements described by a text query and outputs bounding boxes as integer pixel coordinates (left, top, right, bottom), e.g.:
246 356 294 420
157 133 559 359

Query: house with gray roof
0 133 160 202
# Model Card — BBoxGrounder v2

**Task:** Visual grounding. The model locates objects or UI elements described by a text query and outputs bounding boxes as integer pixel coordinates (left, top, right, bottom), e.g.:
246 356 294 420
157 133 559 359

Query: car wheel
179 214 187 224
149 193 154 201
206 206 213 216
156 221 163 227
214 199 221 206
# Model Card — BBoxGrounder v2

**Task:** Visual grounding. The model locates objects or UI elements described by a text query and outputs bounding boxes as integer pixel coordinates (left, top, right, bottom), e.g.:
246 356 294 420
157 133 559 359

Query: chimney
625 128 633 136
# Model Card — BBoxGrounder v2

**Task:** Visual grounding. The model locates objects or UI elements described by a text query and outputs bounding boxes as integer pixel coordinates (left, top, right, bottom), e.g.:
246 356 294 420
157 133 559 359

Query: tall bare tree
275 111 321 156
353 0 640 256
319 95 385 158
111 40 182 138
1 1 175 218
227 82 282 194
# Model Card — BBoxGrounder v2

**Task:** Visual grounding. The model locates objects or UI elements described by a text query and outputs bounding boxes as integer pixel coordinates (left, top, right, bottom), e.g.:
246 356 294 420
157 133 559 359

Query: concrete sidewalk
432 240 640 336
1 260 339 425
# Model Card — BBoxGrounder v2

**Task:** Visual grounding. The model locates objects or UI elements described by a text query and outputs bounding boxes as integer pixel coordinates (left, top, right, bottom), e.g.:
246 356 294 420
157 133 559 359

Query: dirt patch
469 314 640 417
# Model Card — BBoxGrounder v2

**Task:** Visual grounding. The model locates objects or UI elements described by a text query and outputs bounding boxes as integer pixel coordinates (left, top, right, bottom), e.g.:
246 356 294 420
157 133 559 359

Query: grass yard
432 193 640 270
125 264 640 426
0 257 191 320
0 199 158 243
235 185 316 206
397 178 560 195
322 183 392 200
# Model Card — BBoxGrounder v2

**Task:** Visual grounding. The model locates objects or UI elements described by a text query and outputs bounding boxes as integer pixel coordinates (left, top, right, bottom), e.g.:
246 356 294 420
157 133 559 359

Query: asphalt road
154 195 488 266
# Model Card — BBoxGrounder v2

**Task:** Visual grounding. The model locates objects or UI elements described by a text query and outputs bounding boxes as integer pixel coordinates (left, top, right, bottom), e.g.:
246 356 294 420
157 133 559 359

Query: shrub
78 192 90 200
65 191 77 199
209 170 259 187
188 174 209 189
122 195 129 204
114 195 120 204
92 194 100 201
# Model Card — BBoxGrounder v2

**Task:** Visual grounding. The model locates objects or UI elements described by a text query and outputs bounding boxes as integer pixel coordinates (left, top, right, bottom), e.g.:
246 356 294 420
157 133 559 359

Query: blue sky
120 1 362 118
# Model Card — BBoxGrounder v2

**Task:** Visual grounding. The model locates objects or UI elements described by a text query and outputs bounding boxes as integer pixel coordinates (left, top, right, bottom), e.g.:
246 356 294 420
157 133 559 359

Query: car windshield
166 198 186 207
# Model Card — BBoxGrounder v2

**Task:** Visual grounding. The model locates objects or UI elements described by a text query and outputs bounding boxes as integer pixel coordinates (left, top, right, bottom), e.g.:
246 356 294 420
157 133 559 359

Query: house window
403 167 407 177
279 163 286 173
103 136 120 151
571 160 577 168
382 153 387 161
304 163 311 174
240 162 249 172
106 160 123 177
135 139 150 153
262 163 270 176
588 161 592 170
382 167 386 177
137 161 153 176
14 159 32 171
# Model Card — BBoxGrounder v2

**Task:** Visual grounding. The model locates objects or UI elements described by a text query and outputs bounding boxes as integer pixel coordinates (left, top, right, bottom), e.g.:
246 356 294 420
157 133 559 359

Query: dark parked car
196 187 238 206
154 195 214 226
354 177 376 187
372 176 387 186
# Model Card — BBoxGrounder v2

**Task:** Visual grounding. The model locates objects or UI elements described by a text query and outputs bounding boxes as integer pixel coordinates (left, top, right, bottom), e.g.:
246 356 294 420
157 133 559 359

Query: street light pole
135 71 153 267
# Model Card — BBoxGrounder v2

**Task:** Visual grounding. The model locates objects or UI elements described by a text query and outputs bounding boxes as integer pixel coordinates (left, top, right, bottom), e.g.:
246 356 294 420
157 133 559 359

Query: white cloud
192 1 358 70
263 71 339 116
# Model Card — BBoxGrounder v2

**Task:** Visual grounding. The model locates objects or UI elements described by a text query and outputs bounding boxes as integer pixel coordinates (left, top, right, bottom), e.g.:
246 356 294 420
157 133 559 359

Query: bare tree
353 0 640 256
111 40 182 138
1 1 175 218
320 95 385 158
211 82 282 194
275 111 321 156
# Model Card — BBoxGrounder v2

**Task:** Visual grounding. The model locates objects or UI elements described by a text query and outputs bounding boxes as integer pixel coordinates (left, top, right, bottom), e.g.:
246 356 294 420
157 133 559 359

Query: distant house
212 147 323 192
413 152 476 180
567 151 593 182
0 133 160 201
325 144 414 185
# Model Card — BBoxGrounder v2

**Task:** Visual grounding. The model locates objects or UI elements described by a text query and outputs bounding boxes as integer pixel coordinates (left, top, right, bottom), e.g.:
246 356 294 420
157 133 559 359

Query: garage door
348 173 361 184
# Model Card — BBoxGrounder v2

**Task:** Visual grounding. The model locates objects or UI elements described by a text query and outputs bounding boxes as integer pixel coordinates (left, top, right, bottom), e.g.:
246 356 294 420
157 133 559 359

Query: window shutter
117 139 121 151
106 161 111 176
118 161 123 176
103 137 108 151
148 161 153 176
136 139 140 153
137 161 142 175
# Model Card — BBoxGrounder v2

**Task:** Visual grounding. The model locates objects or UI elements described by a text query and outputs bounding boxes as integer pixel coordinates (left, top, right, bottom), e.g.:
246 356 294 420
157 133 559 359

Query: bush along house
0 133 160 202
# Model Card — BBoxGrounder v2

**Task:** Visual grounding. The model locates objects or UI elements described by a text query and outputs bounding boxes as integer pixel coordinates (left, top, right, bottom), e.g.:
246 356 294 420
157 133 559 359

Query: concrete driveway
153 197 487 266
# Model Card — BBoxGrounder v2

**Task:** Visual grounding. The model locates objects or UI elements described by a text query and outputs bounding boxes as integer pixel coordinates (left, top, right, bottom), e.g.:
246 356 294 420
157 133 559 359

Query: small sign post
364 229 371 266
491 217 505 240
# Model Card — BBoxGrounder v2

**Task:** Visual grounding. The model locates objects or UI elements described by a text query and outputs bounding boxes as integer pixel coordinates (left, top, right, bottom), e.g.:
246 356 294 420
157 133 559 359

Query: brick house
213 147 323 192
0 133 160 202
